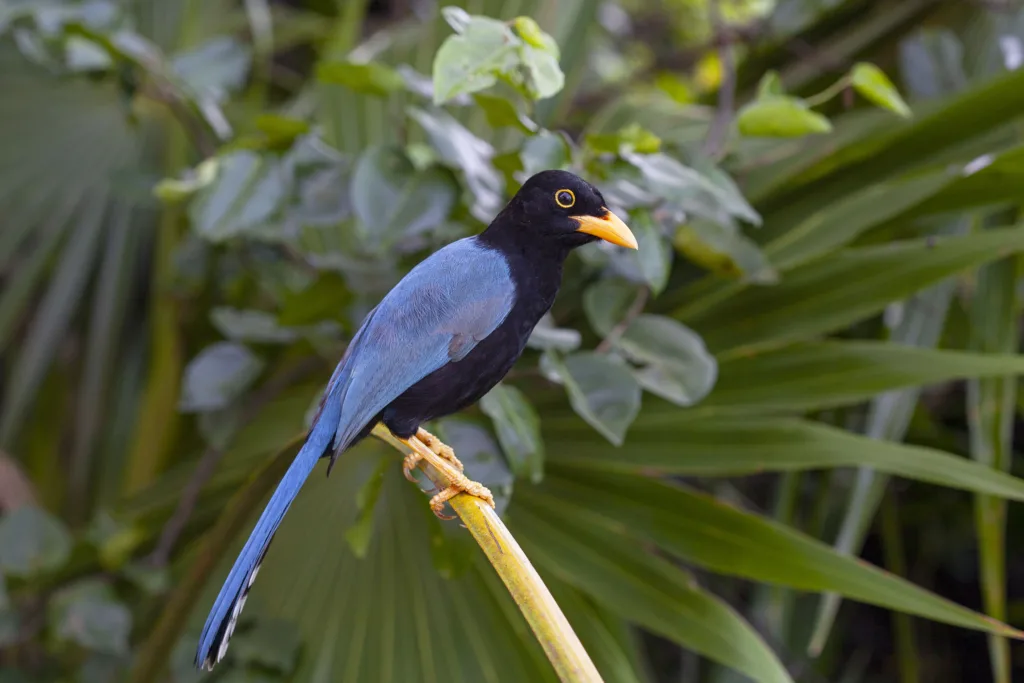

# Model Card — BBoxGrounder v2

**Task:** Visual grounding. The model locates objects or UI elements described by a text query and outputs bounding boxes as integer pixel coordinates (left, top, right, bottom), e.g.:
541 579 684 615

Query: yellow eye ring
555 189 575 208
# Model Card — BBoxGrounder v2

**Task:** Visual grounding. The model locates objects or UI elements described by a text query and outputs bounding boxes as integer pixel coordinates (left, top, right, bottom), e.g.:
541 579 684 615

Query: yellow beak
571 208 638 250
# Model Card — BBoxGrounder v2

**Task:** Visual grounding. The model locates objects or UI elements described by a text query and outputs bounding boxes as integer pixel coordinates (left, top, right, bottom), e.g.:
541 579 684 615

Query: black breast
380 239 566 439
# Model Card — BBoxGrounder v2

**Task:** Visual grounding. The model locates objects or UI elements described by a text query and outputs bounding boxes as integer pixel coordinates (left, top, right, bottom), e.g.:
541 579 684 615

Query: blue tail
195 391 343 670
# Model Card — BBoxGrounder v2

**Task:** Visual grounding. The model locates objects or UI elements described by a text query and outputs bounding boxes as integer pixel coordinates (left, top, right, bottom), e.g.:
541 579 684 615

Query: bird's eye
555 189 575 208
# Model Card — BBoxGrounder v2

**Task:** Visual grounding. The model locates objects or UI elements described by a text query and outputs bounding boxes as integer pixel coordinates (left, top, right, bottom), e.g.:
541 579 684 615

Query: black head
486 170 638 252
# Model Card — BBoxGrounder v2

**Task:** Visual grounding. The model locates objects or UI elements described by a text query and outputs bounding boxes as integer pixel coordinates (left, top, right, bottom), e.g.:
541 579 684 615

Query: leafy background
3 0 1024 682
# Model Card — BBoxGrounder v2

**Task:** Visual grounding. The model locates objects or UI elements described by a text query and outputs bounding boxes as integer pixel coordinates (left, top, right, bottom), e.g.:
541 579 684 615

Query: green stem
880 495 919 683
372 424 603 683
802 76 852 109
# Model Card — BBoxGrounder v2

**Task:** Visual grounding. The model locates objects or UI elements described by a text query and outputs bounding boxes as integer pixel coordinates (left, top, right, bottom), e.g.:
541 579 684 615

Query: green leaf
585 124 662 155
617 315 717 407
349 146 457 249
753 62 1024 205
541 352 641 445
189 151 291 242
526 314 581 352
254 115 311 147
623 152 761 227
432 15 519 104
512 17 559 56
764 167 956 271
344 456 389 559
277 273 351 327
153 158 219 203
630 211 671 294
0 505 71 577
179 342 263 413
472 94 537 133
480 383 545 483
756 70 784 98
171 36 252 97
230 618 302 672
552 416 1024 502
518 44 565 100
965 249 1019 683
211 308 297 344
702 341 1024 414
49 580 131 656
540 470 1024 641
737 96 832 138
513 503 792 683
238 458 556 682
851 62 912 118
689 226 1024 355
520 130 571 178
316 61 405 96
674 220 777 283
407 107 504 222
583 278 641 336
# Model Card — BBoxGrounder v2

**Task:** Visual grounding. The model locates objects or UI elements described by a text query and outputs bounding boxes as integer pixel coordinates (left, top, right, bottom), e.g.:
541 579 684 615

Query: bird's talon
402 451 422 482
416 428 464 472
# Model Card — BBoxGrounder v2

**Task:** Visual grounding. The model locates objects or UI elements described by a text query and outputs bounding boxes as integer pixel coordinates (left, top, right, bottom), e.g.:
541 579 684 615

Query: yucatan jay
195 169 637 670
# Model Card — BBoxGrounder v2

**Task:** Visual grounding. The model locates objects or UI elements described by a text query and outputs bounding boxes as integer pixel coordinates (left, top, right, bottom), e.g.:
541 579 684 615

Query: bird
194 169 637 670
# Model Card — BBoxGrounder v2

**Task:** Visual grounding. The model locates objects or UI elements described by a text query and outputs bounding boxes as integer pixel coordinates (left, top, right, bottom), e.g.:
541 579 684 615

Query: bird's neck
477 219 569 307
478 210 574 267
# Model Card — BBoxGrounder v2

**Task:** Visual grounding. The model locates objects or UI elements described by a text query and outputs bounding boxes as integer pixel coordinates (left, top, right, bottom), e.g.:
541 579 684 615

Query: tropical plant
3 1 1024 682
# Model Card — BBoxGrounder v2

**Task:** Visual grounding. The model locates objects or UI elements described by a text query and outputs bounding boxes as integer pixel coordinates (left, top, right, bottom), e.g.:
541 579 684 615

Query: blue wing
195 237 515 670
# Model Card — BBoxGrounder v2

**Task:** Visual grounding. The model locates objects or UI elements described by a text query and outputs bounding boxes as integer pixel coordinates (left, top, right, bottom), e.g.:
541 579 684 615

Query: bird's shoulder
349 237 516 361
371 237 514 326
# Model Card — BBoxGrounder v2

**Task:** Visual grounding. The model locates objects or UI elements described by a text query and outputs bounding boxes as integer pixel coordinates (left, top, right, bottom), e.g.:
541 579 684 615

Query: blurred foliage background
4 0 1024 681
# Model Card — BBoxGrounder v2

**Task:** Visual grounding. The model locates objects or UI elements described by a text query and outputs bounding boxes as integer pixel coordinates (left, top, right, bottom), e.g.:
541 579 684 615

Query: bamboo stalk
371 424 604 683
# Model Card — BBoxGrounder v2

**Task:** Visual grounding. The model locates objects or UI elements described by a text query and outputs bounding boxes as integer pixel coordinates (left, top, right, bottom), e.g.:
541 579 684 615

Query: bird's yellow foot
396 431 493 519
429 474 494 520
401 427 464 482
416 428 464 471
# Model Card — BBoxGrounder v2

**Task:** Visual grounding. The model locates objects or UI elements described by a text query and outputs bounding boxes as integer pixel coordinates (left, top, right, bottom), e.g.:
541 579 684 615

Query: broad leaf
541 353 641 445
350 146 456 248
473 94 537 133
851 62 912 117
480 384 545 483
539 470 1024 641
179 342 263 413
189 151 290 242
674 220 777 283
48 580 131 656
736 96 832 138
407 107 504 222
629 210 671 294
550 416 1024 502
513 503 792 683
689 226 1024 354
316 61 405 96
583 278 642 337
0 506 71 577
526 314 581 352
211 308 297 344
432 15 518 104
616 315 717 407
702 341 1024 413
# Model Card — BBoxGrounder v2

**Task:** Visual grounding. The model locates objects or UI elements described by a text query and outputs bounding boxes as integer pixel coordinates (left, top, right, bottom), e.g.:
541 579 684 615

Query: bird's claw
429 471 494 520
402 451 421 483
416 427 464 471
393 427 492 519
